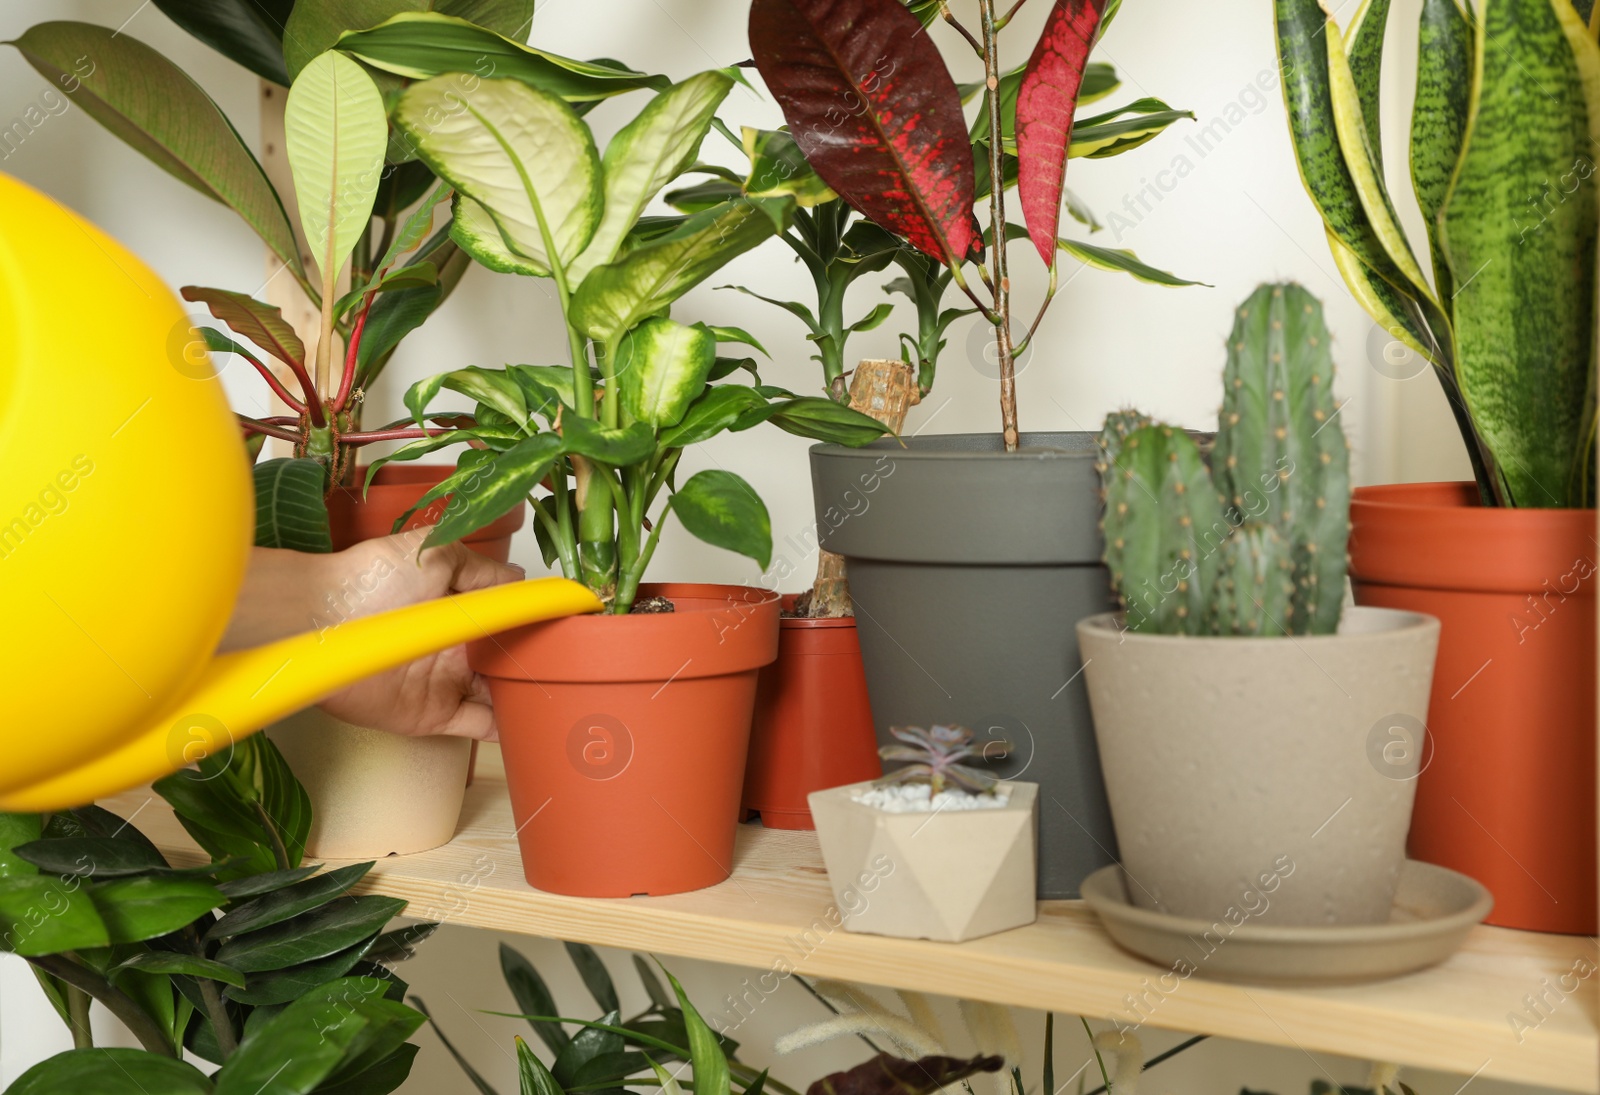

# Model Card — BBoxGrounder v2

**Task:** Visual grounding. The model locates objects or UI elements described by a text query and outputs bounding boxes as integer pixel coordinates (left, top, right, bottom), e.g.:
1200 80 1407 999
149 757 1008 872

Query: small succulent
877 724 1000 796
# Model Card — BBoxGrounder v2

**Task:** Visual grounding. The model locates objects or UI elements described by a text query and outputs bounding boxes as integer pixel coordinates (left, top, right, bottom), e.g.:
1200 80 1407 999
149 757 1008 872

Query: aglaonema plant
1274 0 1599 507
749 0 1203 453
366 68 891 612
1098 283 1351 636
0 735 433 1093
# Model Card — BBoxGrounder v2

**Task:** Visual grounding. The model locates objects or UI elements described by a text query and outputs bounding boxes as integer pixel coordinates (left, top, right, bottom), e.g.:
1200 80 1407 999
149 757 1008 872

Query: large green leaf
1344 0 1393 174
253 458 333 553
88 877 224 944
570 198 792 343
561 418 657 465
617 318 717 427
397 76 603 278
569 72 735 282
657 385 768 449
207 862 374 940
421 433 565 549
501 944 569 1056
7 1049 213 1095
286 51 388 285
552 1009 624 1087
216 865 324 900
758 397 895 446
1410 0 1474 299
212 977 397 1094
12 836 169 877
153 0 295 84
284 1 536 79
214 895 407 971
112 951 246 989
338 13 666 105
6 22 302 279
0 875 109 955
0 814 42 878
316 1044 420 1095
225 932 379 1005
670 471 771 569
1441 0 1599 506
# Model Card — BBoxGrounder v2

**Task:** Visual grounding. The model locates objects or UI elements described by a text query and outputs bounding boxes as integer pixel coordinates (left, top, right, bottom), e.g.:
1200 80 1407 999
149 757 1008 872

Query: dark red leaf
1016 0 1106 265
749 0 977 264
807 1054 1005 1095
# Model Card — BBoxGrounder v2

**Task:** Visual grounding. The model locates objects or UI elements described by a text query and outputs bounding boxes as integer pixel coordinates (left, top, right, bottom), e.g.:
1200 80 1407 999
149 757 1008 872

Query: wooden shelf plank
103 757 1598 1093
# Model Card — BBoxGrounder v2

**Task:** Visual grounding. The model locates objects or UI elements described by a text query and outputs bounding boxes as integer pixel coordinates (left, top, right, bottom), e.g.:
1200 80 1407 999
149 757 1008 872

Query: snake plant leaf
1326 229 1444 366
1067 99 1196 159
338 13 666 105
284 1 536 80
1016 0 1107 265
749 0 979 263
1056 238 1208 287
570 198 792 344
6 22 302 280
6 1050 213 1095
569 72 735 284
252 458 333 553
152 0 294 85
1410 0 1474 300
1441 0 1600 507
617 318 718 428
286 52 388 286
1344 0 1393 175
671 471 772 570
397 76 603 279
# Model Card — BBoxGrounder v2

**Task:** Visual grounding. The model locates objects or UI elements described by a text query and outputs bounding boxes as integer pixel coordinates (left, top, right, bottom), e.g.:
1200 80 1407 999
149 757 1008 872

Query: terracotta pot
742 596 882 829
470 583 780 896
1349 482 1597 934
268 464 525 858
1078 608 1440 926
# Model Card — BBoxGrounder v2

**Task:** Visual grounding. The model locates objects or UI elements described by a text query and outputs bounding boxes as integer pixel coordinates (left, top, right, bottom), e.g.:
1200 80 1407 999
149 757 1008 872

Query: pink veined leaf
1016 0 1107 266
748 0 977 264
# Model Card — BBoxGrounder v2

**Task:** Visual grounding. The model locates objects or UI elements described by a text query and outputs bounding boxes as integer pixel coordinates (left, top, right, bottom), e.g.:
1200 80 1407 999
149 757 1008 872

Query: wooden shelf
104 753 1597 1093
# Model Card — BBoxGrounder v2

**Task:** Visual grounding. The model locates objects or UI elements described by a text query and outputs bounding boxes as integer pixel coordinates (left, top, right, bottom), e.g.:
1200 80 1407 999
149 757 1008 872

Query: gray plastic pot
810 432 1117 898
1077 607 1441 926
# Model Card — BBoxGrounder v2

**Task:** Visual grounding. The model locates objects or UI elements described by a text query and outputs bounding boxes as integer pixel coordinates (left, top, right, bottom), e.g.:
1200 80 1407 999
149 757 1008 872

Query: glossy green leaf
663 967 730 1095
553 1008 624 1086
1056 239 1209 287
501 942 570 1057
0 814 43 878
214 894 405 971
286 51 388 285
571 199 792 343
670 471 771 569
760 398 894 446
705 325 769 357
253 734 311 870
0 875 109 955
6 22 302 279
285 1 535 79
397 75 603 277
1344 0 1392 174
225 932 378 1005
337 13 665 105
153 0 295 85
1441 0 1599 506
315 1043 420 1095
364 921 438 963
561 418 656 466
405 366 530 426
422 433 564 549
1068 99 1195 159
212 976 392 1094
6 1049 212 1095
617 318 717 427
112 950 245 989
570 71 735 282
632 954 674 1012
208 862 373 940
657 385 768 449
12 837 168 878
1410 0 1473 298
216 864 323 899
89 877 223 944
253 458 333 553
520 1036 565 1095
565 941 620 1014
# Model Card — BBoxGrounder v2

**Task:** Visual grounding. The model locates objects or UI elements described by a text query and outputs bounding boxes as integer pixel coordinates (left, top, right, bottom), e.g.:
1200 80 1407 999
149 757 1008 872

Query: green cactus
1097 282 1350 637
1101 424 1223 635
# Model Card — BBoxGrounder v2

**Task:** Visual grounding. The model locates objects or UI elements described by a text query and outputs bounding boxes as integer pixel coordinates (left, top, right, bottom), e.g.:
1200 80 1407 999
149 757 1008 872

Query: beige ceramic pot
1077 607 1439 926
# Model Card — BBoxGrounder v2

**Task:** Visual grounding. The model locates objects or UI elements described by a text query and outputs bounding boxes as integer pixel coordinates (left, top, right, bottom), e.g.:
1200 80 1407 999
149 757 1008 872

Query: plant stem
26 955 174 1057
939 1 986 54
343 426 449 444
65 984 93 1049
335 294 374 411
979 0 1020 452
252 800 293 871
197 975 238 1059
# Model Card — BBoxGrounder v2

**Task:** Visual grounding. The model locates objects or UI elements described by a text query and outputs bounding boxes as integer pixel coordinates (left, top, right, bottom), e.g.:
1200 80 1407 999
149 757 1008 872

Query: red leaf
1016 0 1106 266
749 0 976 264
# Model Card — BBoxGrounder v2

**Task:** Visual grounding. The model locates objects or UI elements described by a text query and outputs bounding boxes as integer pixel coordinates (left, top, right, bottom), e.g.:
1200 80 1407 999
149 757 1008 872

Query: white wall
0 1 1520 1093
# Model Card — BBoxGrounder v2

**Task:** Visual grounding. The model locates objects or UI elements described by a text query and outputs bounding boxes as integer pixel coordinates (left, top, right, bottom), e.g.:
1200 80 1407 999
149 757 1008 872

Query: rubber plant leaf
283 0 536 79
617 318 718 428
1016 0 1107 265
569 70 735 283
1440 0 1600 507
5 22 302 280
748 0 978 264
337 13 666 105
807 1055 1005 1095
152 0 295 84
1342 0 1392 175
396 75 603 279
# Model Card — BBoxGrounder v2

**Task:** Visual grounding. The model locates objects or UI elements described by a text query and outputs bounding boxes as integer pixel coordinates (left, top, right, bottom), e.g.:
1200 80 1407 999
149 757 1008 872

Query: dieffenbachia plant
1274 0 1600 508
749 0 1202 452
368 69 890 612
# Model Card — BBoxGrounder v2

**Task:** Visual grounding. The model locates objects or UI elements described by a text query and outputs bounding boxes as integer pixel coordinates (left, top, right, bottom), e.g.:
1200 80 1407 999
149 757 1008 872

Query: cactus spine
1099 282 1350 637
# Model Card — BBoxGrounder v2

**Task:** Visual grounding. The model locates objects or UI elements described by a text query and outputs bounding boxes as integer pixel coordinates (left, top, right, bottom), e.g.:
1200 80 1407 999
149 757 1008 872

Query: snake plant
1274 0 1600 508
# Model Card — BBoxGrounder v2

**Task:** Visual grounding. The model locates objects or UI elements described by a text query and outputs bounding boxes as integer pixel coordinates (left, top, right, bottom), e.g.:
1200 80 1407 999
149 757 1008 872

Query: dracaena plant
0 735 432 1094
1274 0 1600 508
364 68 891 612
749 0 1202 452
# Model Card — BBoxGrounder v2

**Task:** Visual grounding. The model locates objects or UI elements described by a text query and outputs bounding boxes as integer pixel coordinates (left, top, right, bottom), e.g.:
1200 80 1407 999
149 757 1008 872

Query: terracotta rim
777 592 858 630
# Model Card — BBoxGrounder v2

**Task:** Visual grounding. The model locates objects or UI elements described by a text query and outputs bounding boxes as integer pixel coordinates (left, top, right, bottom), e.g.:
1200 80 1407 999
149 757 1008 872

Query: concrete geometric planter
1077 607 1440 927
808 780 1038 941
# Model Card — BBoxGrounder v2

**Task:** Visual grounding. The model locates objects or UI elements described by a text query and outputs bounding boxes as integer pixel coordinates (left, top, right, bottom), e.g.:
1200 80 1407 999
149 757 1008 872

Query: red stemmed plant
750 0 1109 451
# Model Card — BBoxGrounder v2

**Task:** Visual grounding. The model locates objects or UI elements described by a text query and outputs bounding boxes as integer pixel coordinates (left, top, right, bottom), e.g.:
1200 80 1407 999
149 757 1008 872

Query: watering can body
0 173 598 810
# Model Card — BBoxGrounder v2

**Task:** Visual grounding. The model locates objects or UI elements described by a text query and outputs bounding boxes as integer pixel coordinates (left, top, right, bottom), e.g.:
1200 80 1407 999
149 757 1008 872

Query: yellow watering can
0 173 600 812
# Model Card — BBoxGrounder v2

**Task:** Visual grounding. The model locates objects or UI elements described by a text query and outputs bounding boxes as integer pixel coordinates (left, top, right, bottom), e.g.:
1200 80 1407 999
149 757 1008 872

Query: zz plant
1098 283 1351 636
368 68 890 612
0 736 431 1093
1275 0 1600 507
